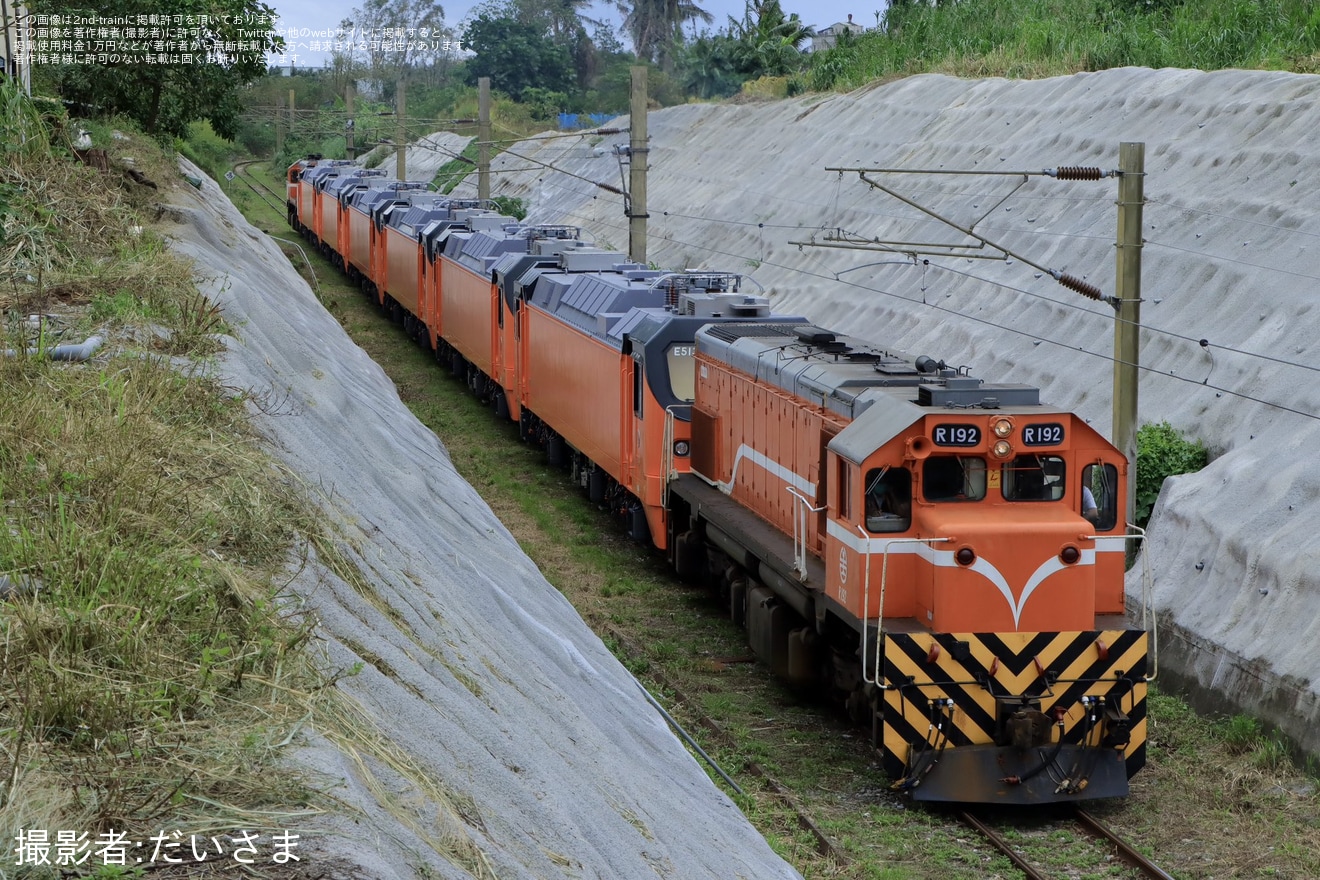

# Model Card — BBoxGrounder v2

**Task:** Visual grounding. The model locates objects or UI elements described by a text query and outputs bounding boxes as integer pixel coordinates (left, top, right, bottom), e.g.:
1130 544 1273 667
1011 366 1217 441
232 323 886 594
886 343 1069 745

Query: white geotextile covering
402 130 474 181
161 164 803 879
456 68 1320 751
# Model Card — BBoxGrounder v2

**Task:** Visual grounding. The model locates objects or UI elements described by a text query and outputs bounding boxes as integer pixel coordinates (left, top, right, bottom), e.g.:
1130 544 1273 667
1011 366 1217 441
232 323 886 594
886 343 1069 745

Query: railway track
230 159 287 214
229 161 323 294
606 626 851 869
960 807 1176 880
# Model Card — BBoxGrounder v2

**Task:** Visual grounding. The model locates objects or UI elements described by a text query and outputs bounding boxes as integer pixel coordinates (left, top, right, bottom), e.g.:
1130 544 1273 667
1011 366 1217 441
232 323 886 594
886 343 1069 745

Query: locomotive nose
924 516 1096 633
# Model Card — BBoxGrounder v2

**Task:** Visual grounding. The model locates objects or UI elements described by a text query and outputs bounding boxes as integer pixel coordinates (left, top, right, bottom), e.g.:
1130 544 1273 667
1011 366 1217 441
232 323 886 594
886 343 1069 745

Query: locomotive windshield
666 343 696 401
922 455 987 502
1002 454 1066 501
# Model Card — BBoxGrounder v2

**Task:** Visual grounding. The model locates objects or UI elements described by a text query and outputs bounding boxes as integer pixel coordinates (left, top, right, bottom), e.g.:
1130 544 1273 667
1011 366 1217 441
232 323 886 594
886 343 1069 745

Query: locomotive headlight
992 417 1014 438
674 440 690 456
992 439 1013 459
1060 545 1081 565
955 547 976 566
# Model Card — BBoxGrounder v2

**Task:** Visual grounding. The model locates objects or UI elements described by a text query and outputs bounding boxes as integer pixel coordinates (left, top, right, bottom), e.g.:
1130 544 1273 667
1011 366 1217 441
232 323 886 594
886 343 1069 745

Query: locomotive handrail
1125 525 1157 682
661 405 687 509
785 487 825 580
665 408 675 506
861 533 952 688
1082 525 1157 682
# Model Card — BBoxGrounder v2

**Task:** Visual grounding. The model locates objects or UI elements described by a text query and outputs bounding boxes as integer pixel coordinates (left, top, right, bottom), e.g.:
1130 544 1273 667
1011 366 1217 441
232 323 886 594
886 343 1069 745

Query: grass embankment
0 84 328 876
231 158 1320 879
806 0 1320 91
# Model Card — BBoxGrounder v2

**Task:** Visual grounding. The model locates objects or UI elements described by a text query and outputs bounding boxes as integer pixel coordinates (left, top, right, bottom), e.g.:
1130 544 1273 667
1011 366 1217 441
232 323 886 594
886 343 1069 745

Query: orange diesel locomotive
287 159 1150 804
669 323 1146 803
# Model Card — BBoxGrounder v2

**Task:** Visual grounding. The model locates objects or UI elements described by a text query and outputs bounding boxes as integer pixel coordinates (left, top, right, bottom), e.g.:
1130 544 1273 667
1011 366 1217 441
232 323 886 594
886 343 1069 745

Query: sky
265 0 888 68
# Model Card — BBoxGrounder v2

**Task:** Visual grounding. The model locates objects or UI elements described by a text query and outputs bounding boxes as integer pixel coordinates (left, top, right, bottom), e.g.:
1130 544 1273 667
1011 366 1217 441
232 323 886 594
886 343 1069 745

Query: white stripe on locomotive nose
825 519 1113 626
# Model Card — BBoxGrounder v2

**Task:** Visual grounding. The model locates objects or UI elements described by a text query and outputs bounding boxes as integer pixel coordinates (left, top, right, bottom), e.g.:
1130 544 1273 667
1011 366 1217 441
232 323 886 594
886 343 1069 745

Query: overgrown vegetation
35 0 280 139
807 0 1320 91
37 0 1320 173
0 78 323 857
1135 420 1209 526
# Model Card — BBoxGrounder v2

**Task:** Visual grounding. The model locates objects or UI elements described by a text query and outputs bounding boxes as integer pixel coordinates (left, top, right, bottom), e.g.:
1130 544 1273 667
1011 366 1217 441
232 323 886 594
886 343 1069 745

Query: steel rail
607 626 850 868
1074 808 1178 880
958 810 1050 880
962 808 1178 880
231 160 288 214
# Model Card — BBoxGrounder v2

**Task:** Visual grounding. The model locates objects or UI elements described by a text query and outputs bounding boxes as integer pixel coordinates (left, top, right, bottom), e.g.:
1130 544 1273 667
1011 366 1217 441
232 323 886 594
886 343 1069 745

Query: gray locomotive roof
343 181 403 210
324 168 387 200
383 196 472 237
527 268 662 343
696 322 1049 461
442 224 525 275
306 160 360 189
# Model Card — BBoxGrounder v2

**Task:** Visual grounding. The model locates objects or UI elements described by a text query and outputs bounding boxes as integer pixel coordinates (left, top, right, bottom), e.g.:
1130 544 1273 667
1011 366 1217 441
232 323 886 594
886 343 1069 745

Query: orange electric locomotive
287 158 1151 804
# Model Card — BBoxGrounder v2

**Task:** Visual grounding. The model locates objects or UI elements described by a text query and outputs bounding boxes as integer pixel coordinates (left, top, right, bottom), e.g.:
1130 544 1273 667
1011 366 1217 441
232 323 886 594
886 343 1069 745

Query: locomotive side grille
704 323 811 344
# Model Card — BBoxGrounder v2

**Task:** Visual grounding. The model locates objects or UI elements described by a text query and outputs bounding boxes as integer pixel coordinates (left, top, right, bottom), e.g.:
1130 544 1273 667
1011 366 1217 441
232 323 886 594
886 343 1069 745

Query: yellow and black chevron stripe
879 630 1147 781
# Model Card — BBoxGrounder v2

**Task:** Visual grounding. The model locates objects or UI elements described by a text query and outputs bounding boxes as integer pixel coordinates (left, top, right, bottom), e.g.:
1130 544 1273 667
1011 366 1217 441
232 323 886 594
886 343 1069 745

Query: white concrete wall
462 67 1320 753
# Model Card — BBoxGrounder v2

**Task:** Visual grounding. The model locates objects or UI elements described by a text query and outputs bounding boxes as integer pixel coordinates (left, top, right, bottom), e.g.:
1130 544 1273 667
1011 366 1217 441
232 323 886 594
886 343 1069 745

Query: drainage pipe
3 336 105 361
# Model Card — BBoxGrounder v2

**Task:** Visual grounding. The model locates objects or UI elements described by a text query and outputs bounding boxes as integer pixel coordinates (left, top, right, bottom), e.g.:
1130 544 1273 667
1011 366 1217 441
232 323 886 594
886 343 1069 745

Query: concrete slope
463 68 1320 754
161 164 803 880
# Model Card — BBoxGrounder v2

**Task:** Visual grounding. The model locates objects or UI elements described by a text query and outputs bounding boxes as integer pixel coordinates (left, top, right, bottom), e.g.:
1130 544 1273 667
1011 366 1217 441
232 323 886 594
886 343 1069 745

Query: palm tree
730 0 813 76
617 0 714 66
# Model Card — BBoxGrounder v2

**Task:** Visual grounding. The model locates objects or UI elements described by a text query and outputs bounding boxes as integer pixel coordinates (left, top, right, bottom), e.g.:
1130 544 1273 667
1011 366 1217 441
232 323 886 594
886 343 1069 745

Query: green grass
806 0 1320 92
0 85 335 857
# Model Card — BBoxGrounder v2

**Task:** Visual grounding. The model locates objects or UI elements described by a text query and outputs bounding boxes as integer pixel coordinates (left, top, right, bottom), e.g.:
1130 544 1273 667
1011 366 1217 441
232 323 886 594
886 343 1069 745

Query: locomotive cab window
666 344 697 402
1082 462 1120 531
865 466 912 533
922 456 986 502
632 354 644 418
1003 455 1066 502
835 458 853 520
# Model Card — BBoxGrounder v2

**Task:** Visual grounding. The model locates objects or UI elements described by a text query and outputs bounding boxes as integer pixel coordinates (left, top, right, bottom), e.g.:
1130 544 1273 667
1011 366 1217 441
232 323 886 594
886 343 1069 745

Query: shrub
1135 421 1208 526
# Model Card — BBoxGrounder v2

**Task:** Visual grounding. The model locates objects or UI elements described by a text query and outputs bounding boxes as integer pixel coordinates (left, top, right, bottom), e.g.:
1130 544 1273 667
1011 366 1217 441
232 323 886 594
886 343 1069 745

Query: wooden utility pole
1113 142 1145 526
275 95 285 155
628 67 649 265
288 89 295 147
478 77 491 201
345 82 355 159
395 78 407 180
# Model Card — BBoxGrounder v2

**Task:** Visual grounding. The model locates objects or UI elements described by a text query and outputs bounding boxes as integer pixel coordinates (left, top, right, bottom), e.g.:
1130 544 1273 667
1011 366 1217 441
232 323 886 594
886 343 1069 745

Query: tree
336 0 454 91
42 0 283 140
617 0 714 66
727 0 812 77
460 10 575 102
676 0 810 97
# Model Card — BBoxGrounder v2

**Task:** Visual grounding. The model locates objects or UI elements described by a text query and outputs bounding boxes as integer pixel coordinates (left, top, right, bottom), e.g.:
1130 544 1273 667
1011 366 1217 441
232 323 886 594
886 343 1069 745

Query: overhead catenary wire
276 109 1320 414
516 175 1320 424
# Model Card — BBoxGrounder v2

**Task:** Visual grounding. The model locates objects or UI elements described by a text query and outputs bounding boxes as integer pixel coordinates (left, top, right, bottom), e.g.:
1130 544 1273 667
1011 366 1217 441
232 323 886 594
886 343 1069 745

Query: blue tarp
557 113 613 130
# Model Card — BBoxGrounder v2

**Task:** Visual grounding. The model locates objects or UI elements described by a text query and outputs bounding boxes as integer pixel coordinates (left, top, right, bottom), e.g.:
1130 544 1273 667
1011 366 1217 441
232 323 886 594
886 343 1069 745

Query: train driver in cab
865 467 912 533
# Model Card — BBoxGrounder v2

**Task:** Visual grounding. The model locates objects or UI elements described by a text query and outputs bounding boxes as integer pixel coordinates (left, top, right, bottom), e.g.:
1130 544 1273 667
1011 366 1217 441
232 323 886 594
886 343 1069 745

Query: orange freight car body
436 217 515 379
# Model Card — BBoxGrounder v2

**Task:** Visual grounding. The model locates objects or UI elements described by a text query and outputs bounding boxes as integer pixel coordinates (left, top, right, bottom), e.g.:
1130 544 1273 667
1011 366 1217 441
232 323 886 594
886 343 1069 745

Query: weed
0 98 325 855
